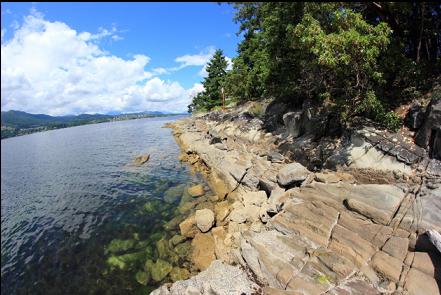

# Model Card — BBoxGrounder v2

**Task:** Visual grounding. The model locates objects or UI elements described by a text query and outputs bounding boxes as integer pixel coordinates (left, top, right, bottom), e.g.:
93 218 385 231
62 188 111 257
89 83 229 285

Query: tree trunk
416 3 425 64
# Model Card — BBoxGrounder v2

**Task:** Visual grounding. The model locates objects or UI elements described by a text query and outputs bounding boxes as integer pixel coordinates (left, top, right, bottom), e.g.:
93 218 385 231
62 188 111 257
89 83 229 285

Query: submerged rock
133 154 150 166
174 241 192 259
169 267 190 282
169 235 186 247
188 184 204 197
149 259 173 282
135 271 150 285
164 184 186 203
105 239 137 254
195 208 215 233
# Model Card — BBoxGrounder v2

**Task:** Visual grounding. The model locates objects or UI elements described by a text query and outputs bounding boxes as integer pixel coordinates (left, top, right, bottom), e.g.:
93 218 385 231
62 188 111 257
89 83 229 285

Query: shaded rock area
152 102 441 294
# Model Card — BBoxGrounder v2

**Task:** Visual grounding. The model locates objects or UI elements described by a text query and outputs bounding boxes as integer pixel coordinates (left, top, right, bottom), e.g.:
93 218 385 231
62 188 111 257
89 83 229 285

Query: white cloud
1 12 202 115
174 47 215 68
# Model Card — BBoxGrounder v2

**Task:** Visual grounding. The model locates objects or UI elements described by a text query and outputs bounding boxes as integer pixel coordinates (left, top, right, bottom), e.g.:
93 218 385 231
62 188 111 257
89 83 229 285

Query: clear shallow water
1 116 206 294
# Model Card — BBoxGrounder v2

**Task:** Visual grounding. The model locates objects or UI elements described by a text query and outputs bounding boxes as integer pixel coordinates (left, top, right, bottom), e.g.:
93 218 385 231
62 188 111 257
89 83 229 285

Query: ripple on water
0 116 212 294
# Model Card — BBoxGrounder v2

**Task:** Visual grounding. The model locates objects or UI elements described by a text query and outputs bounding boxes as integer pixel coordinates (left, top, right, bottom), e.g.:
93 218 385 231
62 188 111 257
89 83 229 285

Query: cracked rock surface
154 105 440 295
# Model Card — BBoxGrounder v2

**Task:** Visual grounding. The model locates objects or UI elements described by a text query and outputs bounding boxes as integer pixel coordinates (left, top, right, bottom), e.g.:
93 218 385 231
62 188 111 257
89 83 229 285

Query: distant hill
1 110 186 139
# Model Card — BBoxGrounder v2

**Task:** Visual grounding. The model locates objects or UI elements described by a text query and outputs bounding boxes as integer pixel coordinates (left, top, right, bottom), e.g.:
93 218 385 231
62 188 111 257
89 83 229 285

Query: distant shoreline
1 113 188 140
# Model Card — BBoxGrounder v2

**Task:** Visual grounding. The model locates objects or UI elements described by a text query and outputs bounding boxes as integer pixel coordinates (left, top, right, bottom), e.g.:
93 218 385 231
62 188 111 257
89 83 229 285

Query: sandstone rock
244 204 261 223
229 207 247 223
214 201 230 225
338 211 393 247
314 172 356 184
329 225 376 267
150 260 259 295
191 232 216 271
240 230 309 289
404 268 439 295
277 162 310 187
188 184 204 197
382 236 409 261
371 251 403 282
411 251 440 277
241 190 268 207
133 154 150 166
271 199 339 247
211 226 230 263
326 279 379 295
195 209 215 233
179 215 198 238
345 198 391 225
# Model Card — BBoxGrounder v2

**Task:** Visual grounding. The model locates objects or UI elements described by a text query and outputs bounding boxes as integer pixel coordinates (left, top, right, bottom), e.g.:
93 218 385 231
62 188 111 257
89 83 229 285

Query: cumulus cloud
173 47 216 70
1 11 202 115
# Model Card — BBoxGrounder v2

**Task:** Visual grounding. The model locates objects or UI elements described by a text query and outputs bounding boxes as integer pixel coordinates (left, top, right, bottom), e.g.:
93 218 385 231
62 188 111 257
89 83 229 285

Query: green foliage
291 8 392 125
248 102 265 118
188 49 228 113
191 2 440 130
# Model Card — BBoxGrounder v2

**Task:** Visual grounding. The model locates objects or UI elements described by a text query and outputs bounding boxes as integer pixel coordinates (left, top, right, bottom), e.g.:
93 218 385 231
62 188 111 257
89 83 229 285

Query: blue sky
1 2 241 114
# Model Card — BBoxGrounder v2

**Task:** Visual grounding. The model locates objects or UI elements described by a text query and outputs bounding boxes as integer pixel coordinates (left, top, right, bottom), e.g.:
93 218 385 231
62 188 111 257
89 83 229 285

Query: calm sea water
1 116 205 295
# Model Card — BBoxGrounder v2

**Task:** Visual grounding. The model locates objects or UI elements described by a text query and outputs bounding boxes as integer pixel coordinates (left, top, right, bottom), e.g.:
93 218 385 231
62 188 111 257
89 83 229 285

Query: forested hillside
189 2 440 131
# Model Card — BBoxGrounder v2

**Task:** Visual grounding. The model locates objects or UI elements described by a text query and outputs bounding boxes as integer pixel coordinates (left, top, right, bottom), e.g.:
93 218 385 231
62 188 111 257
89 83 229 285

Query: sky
1 2 240 115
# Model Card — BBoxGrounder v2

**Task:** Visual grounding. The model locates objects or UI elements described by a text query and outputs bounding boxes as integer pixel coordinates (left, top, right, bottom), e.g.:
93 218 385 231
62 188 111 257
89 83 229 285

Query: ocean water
1 116 208 294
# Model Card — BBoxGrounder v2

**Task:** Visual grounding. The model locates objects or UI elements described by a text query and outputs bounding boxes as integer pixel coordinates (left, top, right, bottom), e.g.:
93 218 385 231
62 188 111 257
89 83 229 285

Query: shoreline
152 104 440 295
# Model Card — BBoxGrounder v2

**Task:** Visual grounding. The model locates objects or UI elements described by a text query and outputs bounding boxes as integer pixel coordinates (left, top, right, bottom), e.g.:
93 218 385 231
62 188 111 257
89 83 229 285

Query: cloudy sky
1 2 239 115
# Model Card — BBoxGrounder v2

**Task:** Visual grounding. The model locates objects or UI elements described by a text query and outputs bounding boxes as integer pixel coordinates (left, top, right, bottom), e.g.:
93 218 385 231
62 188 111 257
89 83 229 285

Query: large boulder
277 162 310 187
416 92 441 159
195 209 215 233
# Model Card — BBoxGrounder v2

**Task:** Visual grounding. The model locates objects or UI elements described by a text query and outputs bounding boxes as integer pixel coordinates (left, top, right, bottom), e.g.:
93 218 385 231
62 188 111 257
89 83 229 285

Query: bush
248 102 265 118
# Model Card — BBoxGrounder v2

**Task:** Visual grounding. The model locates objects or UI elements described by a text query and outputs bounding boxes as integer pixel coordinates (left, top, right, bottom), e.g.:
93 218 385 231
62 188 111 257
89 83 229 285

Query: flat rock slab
298 183 406 225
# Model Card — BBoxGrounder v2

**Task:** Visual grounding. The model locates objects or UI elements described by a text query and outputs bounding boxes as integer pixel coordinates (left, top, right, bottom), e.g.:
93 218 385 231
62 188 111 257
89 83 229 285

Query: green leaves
188 49 228 112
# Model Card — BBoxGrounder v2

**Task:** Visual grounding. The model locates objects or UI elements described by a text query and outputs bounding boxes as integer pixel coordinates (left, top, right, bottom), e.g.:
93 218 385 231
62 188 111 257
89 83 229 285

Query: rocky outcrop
416 94 441 159
150 260 259 295
153 102 441 295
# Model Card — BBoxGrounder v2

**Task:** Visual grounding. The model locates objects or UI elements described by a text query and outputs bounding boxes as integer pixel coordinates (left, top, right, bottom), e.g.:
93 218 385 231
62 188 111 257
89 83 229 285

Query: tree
188 49 228 112
291 8 398 127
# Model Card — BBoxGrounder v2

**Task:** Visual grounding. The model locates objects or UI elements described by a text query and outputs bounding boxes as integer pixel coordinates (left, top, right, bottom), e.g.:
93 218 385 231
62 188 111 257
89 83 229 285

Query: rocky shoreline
152 103 440 295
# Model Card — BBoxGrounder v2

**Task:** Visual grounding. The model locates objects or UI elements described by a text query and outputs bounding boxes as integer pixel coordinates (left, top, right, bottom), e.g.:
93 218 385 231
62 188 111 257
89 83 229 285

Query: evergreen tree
188 49 228 112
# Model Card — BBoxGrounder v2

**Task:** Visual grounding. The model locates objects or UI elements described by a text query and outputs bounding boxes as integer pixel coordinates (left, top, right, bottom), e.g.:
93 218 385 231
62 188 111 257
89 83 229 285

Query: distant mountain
1 110 186 139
